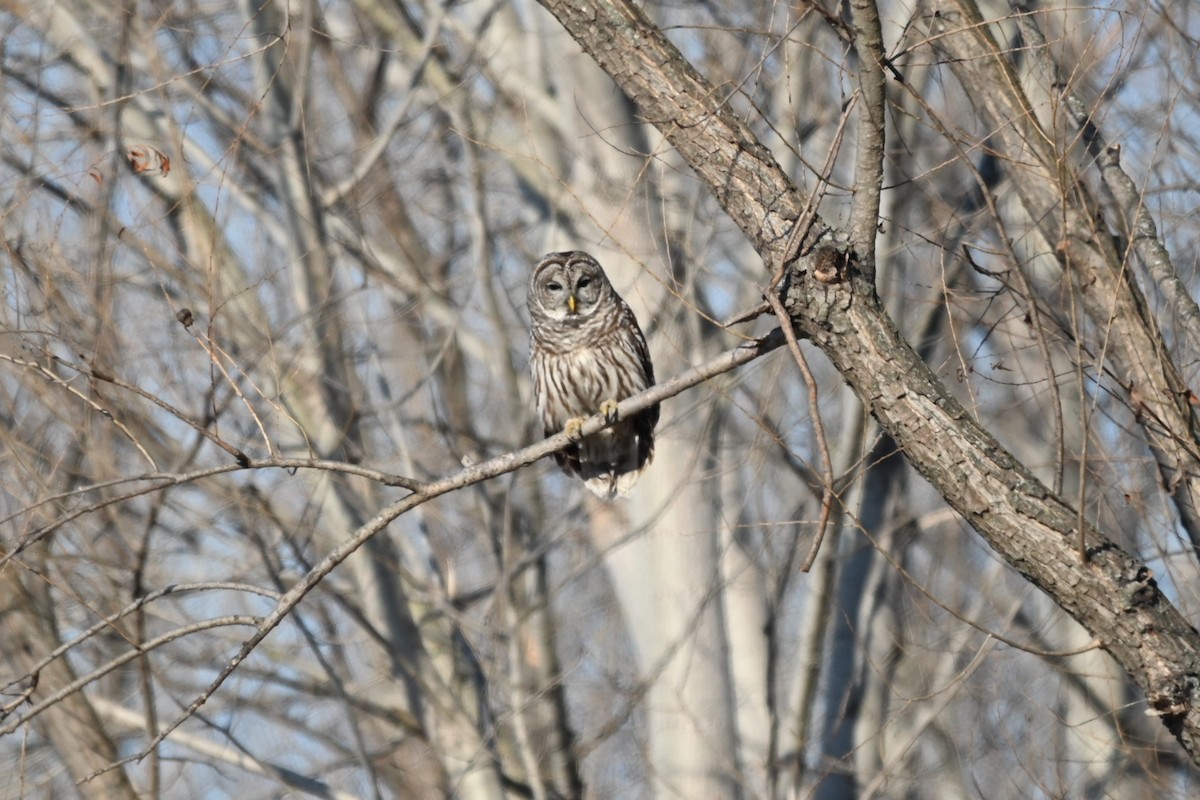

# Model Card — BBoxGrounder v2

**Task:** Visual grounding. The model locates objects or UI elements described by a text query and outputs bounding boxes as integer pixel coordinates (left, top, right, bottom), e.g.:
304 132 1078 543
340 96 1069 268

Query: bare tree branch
537 0 1200 764
926 0 1200 556
84 329 785 777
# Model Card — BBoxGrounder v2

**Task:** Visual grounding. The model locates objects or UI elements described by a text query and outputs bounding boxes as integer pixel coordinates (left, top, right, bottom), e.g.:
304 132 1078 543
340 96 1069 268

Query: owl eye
577 277 592 289
546 281 562 292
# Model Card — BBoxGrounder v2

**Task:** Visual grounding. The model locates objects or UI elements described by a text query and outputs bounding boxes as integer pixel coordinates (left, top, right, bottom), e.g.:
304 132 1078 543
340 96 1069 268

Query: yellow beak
567 294 577 314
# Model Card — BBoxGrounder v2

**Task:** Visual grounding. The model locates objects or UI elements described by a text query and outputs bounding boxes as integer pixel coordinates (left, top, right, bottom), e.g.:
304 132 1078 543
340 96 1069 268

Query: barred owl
529 251 659 497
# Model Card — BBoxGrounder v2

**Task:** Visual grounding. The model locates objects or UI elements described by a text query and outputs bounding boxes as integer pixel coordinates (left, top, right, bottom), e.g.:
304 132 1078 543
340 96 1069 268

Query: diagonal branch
535 0 1200 765
82 329 785 781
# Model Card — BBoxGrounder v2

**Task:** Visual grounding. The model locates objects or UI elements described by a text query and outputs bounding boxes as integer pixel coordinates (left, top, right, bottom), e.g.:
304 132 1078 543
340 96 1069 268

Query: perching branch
83 329 785 781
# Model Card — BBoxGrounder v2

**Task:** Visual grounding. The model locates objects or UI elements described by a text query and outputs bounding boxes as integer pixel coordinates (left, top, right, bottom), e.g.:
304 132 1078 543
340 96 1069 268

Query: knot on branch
812 245 851 283
1120 563 1161 612
1148 673 1200 735
779 243 862 336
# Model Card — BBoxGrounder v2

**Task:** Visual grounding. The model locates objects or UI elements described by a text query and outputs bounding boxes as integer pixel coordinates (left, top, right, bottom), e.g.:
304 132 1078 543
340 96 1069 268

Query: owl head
528 251 616 324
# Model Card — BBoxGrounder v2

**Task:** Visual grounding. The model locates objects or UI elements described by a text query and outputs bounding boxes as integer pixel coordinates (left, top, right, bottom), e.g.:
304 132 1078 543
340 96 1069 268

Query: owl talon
598 398 620 425
565 417 586 441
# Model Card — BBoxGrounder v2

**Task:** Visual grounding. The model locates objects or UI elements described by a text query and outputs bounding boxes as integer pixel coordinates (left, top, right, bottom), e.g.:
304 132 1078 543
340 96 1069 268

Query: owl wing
614 300 659 472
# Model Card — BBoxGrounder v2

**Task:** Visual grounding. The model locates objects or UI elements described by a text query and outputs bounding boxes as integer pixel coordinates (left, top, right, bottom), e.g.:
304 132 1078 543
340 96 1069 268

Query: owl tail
583 466 646 499
577 425 653 499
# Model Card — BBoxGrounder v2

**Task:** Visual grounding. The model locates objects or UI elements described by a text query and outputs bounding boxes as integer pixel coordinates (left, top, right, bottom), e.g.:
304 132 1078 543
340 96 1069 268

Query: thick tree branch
536 0 1200 764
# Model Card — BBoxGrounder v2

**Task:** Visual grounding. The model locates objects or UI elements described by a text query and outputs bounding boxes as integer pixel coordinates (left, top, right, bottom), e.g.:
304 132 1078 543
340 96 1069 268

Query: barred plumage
528 251 659 497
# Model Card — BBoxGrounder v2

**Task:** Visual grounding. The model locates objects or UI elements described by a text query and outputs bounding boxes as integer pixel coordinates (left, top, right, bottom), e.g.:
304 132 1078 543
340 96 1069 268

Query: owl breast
535 343 650 430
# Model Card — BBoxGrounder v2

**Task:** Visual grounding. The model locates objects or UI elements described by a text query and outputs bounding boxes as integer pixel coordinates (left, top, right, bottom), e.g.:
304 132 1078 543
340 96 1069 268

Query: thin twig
0 354 158 470
1 458 428 570
60 354 250 465
731 106 853 526
91 696 361 800
762 290 834 572
0 583 279 696
321 4 449 208
1 458 423 532
721 300 770 328
187 327 277 457
723 98 856 330
2 616 261 736
770 93 856 292
853 512 1105 659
